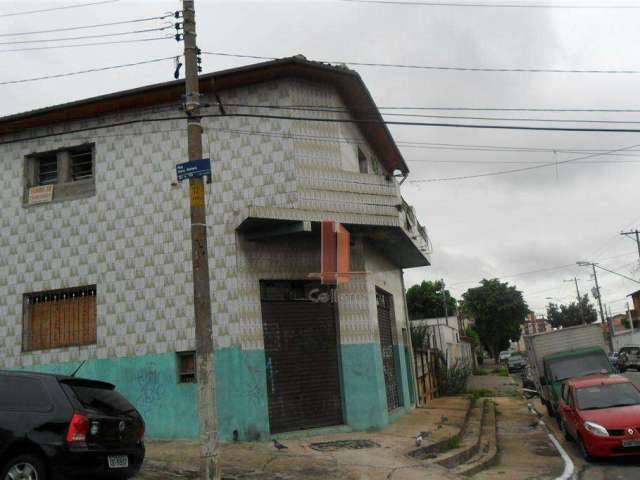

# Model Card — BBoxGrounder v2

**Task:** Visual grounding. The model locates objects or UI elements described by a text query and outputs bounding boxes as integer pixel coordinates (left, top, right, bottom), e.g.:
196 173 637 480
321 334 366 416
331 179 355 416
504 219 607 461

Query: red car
558 374 640 460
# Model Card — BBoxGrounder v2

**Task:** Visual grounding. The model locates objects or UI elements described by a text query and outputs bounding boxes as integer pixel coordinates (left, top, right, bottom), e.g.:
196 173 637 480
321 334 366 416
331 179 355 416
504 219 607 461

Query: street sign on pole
176 158 211 182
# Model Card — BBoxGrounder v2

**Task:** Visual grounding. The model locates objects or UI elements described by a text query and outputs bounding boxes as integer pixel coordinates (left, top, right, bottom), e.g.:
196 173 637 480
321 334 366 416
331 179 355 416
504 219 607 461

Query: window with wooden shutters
22 285 97 352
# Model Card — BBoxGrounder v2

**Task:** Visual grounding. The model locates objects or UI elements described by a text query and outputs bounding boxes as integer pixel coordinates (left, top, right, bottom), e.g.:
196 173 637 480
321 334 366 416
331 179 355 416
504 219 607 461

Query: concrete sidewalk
136 397 470 480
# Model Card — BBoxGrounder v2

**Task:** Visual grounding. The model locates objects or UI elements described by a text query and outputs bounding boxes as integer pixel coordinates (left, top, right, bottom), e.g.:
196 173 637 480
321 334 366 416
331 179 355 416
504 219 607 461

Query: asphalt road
533 370 640 480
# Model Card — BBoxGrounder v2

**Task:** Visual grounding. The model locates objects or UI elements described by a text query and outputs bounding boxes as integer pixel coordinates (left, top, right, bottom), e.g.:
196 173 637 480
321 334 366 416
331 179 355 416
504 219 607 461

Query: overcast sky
2 0 640 317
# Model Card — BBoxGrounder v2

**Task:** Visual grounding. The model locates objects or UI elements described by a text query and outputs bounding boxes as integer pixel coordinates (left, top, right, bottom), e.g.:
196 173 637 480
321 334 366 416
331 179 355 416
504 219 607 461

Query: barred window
24 143 95 205
23 286 97 352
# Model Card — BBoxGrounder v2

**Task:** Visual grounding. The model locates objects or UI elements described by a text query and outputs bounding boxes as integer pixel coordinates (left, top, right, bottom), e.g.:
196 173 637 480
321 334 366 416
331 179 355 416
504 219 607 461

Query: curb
527 404 575 480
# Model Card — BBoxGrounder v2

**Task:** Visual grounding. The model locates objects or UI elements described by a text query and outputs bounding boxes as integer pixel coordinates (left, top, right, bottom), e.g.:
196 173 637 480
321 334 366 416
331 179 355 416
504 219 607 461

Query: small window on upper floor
357 147 368 174
25 144 95 206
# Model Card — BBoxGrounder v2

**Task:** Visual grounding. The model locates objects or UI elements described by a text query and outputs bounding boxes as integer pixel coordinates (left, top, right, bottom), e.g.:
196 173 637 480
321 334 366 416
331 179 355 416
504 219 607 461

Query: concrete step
451 400 498 477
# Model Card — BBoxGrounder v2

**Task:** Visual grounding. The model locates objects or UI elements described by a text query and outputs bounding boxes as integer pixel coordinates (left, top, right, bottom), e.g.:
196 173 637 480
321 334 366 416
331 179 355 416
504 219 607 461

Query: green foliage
468 388 496 401
410 324 429 350
407 280 457 320
462 279 528 361
546 294 598 328
495 367 509 377
438 361 471 396
444 435 461 451
463 326 480 347
622 317 631 329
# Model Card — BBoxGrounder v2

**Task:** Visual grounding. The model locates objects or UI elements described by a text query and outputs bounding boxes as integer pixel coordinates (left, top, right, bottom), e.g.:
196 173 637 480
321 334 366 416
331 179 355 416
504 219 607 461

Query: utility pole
564 277 584 324
621 229 640 263
182 1 219 479
578 261 612 350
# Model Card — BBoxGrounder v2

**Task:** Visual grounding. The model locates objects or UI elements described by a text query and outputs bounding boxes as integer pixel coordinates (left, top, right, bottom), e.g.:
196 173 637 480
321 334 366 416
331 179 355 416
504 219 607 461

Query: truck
524 324 613 419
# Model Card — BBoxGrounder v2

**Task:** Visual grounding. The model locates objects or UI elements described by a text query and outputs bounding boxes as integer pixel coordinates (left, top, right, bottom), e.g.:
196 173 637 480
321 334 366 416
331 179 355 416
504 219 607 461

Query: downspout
401 272 419 407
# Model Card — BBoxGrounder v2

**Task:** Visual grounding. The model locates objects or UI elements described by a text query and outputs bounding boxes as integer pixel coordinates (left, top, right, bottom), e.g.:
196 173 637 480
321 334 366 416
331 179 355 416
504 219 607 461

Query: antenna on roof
70 360 86 377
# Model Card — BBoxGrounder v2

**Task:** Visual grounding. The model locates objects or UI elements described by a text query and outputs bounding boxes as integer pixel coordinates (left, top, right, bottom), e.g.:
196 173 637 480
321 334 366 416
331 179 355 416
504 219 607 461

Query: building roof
0 55 409 175
567 373 629 389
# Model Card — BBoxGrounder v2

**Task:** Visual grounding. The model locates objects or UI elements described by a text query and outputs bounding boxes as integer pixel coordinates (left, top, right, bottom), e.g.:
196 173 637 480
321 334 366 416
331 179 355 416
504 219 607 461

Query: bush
438 360 471 395
410 325 429 350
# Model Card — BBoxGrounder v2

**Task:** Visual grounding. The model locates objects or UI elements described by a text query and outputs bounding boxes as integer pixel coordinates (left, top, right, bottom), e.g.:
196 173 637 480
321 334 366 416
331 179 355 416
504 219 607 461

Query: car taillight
66 413 89 443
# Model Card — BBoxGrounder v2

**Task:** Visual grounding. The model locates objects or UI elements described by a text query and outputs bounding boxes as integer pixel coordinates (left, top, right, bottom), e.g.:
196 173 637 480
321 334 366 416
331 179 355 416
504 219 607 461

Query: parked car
524 324 613 419
499 350 511 363
558 374 640 460
507 352 527 373
0 370 145 480
617 346 640 372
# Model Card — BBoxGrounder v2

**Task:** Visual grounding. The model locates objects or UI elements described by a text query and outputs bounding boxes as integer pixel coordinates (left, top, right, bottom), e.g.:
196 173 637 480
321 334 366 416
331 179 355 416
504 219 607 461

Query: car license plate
623 440 640 448
108 455 129 469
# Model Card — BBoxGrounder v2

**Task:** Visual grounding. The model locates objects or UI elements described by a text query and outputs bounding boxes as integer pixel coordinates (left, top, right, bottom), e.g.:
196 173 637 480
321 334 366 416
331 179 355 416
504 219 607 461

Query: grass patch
443 434 461 451
493 367 509 376
473 368 492 376
468 388 496 401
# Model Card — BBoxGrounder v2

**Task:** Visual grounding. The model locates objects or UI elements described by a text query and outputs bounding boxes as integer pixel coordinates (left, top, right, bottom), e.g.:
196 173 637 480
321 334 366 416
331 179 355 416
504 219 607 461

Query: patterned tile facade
0 77 426 368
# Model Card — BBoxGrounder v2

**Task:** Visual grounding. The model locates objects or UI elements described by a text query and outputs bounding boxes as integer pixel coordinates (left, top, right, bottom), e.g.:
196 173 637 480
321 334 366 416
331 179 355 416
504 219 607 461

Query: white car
499 350 511 362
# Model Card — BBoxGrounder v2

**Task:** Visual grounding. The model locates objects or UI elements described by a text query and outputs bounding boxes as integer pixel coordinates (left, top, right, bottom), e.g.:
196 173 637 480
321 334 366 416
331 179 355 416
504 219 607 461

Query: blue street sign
176 158 211 182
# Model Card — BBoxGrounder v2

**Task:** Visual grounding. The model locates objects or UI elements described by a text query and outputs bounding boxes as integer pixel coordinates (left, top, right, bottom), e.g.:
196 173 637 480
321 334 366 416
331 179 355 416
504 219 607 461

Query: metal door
377 288 400 411
261 280 343 434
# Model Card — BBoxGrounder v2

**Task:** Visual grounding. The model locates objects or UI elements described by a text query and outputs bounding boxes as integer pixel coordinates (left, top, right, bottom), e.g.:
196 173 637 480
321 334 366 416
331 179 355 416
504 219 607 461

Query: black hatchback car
0 370 145 480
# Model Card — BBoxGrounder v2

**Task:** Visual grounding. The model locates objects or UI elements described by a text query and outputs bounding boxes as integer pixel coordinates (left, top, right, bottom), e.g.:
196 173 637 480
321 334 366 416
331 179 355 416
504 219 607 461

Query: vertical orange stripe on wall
321 220 337 284
336 224 350 284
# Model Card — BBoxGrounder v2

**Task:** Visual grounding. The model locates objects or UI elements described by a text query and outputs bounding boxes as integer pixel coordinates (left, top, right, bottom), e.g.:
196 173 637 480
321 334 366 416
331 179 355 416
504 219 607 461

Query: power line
0 0 119 18
0 35 173 53
377 106 640 113
406 142 640 183
0 26 171 46
202 51 640 75
0 15 172 37
0 56 177 85
221 102 640 125
341 0 640 8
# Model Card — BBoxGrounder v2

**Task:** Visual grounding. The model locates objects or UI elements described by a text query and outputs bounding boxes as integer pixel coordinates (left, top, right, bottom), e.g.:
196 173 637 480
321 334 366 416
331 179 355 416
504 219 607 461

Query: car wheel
560 419 571 441
577 435 593 462
1 454 47 480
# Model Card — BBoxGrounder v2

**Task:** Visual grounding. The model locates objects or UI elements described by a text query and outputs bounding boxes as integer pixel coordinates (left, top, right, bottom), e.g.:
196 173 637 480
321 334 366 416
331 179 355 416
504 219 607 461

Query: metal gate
260 280 343 434
376 288 400 411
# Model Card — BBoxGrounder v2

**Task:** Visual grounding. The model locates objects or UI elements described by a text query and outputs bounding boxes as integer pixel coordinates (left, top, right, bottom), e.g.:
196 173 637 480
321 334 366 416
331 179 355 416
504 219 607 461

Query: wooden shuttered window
23 286 97 351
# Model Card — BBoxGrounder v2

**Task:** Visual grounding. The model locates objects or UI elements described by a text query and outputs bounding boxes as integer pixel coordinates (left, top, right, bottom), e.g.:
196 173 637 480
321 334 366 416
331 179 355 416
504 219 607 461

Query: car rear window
62 381 136 416
0 375 52 412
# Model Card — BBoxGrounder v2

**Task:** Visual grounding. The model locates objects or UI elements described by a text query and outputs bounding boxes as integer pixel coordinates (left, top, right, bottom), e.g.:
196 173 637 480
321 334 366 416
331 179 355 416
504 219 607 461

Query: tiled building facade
0 58 430 441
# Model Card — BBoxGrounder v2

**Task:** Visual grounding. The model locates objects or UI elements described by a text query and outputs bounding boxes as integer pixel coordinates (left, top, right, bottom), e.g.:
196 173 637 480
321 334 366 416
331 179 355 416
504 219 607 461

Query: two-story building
0 56 431 441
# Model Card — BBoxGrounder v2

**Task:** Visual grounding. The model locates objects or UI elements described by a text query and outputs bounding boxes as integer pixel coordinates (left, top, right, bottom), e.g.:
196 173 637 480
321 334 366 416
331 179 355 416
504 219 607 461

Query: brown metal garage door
377 288 400 411
261 280 343 434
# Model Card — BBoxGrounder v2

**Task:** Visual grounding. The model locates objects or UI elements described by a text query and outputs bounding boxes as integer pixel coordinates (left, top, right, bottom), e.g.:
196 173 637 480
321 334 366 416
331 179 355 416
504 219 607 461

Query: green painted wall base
16 342 414 442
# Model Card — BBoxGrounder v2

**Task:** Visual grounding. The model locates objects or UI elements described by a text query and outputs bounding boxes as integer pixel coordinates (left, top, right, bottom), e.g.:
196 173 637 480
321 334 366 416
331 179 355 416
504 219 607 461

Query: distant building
411 316 474 368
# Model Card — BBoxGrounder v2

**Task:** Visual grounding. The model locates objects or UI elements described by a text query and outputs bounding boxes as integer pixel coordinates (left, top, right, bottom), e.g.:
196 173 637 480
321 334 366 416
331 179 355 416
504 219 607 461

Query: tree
406 280 457 320
546 294 598 328
461 279 528 362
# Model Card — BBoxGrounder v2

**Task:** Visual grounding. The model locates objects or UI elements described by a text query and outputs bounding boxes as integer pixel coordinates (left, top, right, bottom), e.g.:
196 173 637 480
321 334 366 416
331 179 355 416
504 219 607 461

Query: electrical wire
0 26 172 45
406 142 640 183
0 56 178 85
202 51 640 75
0 35 174 53
341 0 640 8
0 15 173 37
0 0 119 18
220 102 640 125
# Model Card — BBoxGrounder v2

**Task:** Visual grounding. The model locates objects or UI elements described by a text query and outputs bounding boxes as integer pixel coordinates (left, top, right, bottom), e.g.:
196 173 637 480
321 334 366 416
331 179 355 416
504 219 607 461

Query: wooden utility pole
578 261 612 350
182 1 219 478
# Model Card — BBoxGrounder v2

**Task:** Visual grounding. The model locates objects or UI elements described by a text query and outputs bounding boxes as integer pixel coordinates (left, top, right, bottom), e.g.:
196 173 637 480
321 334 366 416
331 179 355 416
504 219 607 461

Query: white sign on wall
28 185 54 205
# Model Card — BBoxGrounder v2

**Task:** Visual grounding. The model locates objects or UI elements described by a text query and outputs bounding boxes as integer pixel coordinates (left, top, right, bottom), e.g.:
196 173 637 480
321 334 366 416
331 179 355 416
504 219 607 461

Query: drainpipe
401 273 419 406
